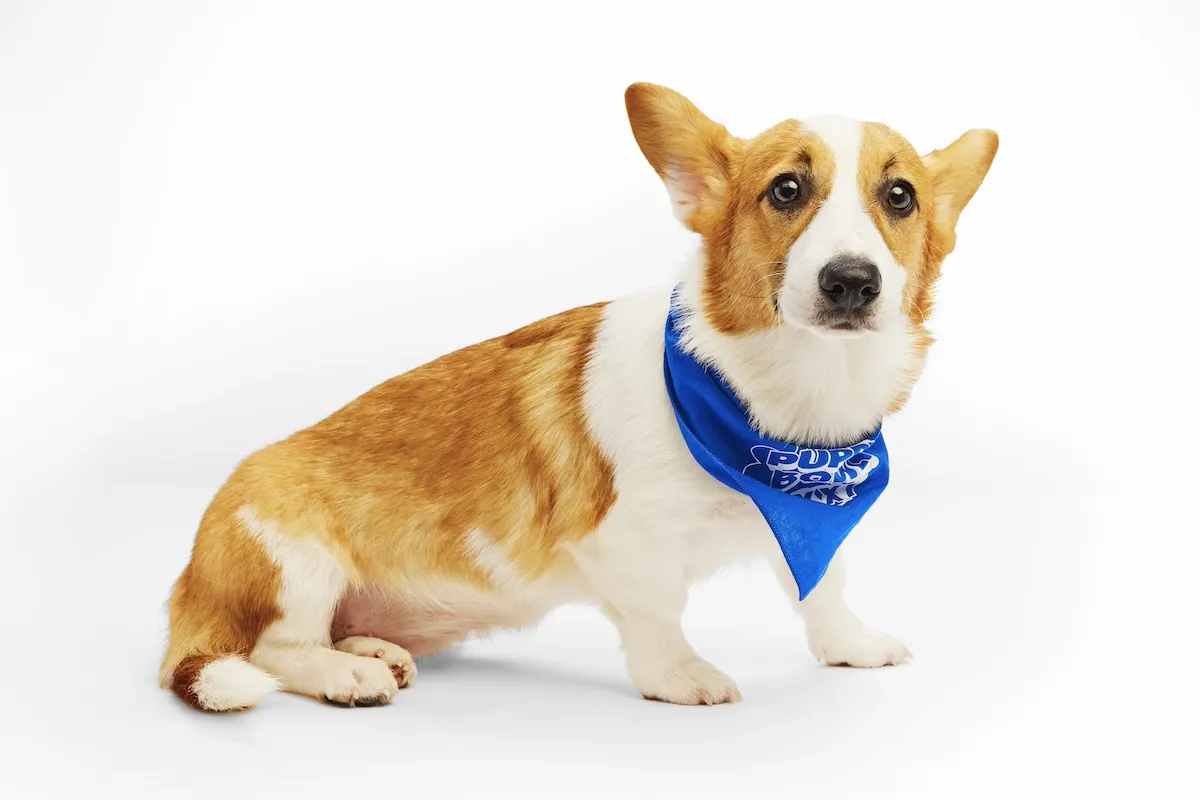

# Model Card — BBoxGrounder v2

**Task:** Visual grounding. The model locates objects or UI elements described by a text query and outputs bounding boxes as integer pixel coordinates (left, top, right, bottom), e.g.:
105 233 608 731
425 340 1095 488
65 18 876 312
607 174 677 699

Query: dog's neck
674 263 920 447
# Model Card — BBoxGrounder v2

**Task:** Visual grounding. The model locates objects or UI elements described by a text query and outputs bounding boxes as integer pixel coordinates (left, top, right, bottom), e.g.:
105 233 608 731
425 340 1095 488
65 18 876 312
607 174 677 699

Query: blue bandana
663 297 890 600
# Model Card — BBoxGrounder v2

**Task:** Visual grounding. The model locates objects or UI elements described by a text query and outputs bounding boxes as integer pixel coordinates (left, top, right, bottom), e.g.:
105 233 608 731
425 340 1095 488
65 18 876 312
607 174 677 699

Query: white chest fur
580 282 915 583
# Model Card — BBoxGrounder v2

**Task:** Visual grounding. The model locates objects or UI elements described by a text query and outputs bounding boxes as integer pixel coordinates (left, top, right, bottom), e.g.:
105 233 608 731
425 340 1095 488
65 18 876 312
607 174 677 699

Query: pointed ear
625 82 736 234
922 129 999 254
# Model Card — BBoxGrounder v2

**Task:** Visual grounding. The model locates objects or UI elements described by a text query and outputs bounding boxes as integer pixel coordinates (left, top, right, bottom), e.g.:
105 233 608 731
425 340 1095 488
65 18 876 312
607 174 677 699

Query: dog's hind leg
333 636 417 689
240 508 400 706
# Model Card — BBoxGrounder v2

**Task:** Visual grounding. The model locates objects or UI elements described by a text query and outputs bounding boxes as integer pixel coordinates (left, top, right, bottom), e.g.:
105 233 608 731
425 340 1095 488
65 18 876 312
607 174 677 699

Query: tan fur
861 123 998 411
161 303 616 693
627 84 839 337
160 491 283 705
162 84 996 710
626 84 996 413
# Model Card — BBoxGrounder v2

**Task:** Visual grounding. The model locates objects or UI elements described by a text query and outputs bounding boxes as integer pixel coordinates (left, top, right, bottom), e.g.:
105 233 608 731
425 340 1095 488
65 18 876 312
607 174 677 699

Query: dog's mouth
775 288 881 337
806 308 878 337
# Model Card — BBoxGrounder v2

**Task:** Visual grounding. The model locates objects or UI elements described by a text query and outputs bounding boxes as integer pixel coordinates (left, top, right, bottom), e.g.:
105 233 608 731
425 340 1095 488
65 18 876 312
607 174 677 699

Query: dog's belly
331 590 502 658
330 573 583 658
326 497 768 657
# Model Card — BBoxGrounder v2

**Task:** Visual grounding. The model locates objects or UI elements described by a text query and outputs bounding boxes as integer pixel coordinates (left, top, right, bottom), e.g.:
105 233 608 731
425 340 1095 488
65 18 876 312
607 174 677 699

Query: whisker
710 261 788 300
676 259 791 302
903 288 928 325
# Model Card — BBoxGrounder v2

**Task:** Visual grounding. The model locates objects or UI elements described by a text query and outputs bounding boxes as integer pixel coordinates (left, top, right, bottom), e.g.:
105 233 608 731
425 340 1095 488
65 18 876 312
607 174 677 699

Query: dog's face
625 83 997 337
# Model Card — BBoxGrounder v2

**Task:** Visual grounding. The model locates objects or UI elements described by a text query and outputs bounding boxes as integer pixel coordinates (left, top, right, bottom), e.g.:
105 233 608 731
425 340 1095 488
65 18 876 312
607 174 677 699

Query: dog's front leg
571 519 741 705
774 552 911 667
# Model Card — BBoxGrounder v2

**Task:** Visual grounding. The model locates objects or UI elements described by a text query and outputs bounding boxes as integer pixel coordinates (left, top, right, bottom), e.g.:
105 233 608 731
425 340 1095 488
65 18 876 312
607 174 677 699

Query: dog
160 82 997 711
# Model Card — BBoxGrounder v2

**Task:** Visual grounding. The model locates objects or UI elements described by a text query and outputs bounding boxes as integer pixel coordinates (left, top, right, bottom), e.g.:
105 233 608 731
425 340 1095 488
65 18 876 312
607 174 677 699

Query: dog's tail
160 501 284 712
165 651 279 712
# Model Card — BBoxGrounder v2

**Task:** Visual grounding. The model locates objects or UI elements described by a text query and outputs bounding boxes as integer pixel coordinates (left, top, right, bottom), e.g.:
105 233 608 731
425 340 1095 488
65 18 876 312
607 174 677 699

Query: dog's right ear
625 83 737 235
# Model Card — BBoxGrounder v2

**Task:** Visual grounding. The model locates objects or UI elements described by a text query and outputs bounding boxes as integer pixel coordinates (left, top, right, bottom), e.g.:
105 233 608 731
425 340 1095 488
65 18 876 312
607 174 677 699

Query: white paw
633 658 743 706
334 636 417 689
808 625 911 668
321 653 399 706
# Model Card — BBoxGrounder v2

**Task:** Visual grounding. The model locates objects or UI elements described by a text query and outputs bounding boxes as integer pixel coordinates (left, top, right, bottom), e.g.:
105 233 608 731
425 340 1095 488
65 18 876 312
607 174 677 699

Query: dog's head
625 83 997 338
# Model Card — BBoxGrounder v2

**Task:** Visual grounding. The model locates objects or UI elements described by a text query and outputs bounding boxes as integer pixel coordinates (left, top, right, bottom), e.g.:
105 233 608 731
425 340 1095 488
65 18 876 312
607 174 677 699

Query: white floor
2 463 1191 798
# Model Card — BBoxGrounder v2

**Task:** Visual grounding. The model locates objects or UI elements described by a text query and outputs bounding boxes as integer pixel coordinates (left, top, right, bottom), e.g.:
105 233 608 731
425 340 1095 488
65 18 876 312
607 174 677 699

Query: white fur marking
237 506 347 648
579 283 911 700
675 273 914 445
778 116 907 335
464 528 525 590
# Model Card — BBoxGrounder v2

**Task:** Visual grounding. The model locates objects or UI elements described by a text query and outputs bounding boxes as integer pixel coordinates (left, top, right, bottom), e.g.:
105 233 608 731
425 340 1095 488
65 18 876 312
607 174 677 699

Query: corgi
160 83 997 711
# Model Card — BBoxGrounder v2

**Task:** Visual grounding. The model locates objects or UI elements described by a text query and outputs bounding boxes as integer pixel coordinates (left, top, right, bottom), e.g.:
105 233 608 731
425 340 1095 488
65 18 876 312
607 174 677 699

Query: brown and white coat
161 83 997 711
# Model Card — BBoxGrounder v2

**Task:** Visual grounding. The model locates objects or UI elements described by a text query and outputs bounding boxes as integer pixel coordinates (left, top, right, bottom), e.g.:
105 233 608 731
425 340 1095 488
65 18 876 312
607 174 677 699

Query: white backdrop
2 1 1196 797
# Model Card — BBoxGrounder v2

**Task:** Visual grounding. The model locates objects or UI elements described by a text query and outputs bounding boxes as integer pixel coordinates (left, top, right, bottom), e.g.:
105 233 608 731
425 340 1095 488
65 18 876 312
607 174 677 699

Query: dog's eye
769 175 804 208
885 181 916 217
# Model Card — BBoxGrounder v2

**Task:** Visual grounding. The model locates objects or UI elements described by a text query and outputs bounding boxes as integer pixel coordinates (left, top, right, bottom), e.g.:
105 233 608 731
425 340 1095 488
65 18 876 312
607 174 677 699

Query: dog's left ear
922 129 999 255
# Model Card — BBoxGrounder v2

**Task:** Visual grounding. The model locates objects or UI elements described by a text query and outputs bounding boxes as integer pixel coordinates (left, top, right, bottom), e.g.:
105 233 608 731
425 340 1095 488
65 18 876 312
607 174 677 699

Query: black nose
819 256 881 312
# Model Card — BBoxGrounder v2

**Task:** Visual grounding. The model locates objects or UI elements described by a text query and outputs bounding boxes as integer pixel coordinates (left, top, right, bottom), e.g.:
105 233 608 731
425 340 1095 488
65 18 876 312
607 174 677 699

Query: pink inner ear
664 167 703 221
